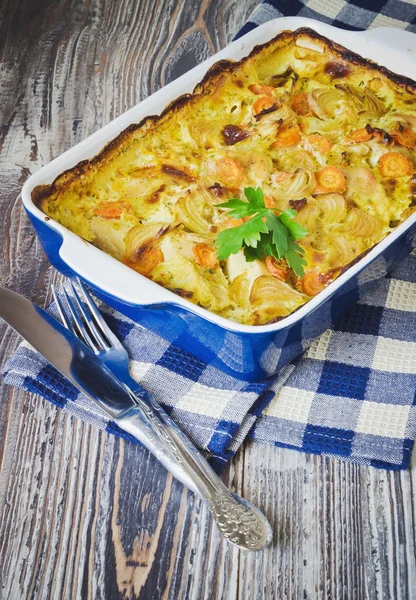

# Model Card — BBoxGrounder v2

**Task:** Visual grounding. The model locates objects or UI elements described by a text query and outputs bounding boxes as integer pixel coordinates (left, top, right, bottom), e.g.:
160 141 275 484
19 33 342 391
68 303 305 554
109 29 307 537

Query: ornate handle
116 392 272 551
211 493 273 551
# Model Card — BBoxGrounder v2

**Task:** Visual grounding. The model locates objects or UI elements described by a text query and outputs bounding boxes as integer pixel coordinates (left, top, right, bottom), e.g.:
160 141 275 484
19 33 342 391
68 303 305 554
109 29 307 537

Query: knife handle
115 390 272 551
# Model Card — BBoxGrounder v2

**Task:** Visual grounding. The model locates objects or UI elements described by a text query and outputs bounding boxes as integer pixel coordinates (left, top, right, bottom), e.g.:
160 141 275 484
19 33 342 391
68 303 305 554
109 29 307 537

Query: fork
52 278 272 551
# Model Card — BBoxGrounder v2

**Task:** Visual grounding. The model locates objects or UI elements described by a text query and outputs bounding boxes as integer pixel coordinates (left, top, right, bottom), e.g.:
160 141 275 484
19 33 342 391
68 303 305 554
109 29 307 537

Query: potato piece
90 219 131 261
151 255 229 312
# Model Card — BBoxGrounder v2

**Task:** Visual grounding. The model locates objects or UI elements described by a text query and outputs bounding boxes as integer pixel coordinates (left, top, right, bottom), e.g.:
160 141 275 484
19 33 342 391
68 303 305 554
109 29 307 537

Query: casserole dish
21 17 416 381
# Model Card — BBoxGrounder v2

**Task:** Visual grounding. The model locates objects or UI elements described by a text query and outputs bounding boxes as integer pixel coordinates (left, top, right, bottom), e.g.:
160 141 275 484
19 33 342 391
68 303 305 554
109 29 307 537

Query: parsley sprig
214 187 308 276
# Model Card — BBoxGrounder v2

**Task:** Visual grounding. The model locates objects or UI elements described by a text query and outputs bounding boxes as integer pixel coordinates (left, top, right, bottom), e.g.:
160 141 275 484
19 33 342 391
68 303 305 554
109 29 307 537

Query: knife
0 287 272 551
0 287 199 491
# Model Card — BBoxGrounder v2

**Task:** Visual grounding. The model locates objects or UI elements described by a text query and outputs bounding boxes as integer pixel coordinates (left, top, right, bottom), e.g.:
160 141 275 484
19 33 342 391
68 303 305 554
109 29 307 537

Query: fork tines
52 278 113 352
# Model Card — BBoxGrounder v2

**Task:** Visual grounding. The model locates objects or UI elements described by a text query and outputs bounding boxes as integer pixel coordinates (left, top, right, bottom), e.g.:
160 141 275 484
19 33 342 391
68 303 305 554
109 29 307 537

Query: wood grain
0 1 415 598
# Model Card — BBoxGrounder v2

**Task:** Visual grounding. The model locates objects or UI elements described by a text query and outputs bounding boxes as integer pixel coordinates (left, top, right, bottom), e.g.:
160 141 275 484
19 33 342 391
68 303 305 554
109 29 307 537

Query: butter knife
0 287 272 551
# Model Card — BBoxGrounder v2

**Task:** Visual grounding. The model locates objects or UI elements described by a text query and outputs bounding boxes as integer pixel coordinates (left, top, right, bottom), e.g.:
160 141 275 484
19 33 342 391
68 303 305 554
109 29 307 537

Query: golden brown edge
32 26 416 210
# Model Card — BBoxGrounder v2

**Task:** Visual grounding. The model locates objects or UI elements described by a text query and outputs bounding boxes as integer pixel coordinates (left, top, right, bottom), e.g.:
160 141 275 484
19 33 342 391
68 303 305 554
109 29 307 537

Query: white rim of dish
21 17 416 334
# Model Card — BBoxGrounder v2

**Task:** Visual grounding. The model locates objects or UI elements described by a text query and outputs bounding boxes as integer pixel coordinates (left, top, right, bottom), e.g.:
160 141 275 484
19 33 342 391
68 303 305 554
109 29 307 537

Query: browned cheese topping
36 29 416 325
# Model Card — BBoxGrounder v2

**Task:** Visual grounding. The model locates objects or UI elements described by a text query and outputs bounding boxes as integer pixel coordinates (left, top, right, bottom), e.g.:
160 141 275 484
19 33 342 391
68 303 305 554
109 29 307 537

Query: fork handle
115 389 272 551
118 393 225 498
114 402 198 494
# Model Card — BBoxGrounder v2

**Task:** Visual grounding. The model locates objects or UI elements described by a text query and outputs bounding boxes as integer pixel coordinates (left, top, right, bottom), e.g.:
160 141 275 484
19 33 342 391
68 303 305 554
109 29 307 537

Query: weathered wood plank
0 1 415 599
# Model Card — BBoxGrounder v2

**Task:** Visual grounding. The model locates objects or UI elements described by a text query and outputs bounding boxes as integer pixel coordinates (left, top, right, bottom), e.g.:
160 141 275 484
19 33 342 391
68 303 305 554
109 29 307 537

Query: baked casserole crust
33 28 416 325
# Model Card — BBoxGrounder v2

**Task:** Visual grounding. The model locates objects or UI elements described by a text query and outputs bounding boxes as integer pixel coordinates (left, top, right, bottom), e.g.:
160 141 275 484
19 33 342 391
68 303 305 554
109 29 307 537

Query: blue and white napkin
251 252 416 469
3 0 416 471
236 0 416 40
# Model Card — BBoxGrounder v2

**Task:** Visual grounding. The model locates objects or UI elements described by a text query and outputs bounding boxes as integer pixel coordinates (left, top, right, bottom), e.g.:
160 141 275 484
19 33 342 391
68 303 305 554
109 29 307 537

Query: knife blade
0 287 138 417
0 287 198 492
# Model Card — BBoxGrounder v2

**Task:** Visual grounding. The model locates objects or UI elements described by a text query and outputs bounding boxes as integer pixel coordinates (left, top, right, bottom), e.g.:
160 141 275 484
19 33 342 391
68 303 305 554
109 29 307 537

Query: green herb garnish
214 186 308 276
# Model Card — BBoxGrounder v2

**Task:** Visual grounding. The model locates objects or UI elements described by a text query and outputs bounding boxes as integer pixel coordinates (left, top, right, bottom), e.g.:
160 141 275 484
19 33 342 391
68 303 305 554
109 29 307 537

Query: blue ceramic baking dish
21 18 416 381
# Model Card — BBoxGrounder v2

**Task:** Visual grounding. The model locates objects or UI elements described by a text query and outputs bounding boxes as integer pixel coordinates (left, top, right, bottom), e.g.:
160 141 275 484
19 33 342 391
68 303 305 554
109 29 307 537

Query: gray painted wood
0 1 415 598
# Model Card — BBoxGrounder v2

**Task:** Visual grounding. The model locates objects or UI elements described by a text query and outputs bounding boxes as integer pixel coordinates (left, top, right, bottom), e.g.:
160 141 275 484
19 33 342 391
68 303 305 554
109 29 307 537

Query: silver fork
52 277 272 551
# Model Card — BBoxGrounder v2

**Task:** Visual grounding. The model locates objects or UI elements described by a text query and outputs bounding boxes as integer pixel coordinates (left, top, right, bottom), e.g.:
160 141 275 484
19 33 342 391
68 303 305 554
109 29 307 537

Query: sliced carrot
265 256 290 282
299 121 310 134
378 152 413 178
264 195 277 208
372 128 393 144
315 166 346 193
308 133 333 154
193 243 218 269
291 92 310 116
215 157 243 185
272 124 301 148
126 246 163 276
346 127 373 143
311 251 326 264
301 268 339 296
301 269 325 296
273 171 291 184
249 83 274 96
253 96 276 115
93 200 129 219
221 216 245 229
391 126 416 149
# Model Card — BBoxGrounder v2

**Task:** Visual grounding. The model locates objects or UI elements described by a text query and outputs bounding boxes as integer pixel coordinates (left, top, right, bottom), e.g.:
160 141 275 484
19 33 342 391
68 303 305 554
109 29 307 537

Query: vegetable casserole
33 28 416 325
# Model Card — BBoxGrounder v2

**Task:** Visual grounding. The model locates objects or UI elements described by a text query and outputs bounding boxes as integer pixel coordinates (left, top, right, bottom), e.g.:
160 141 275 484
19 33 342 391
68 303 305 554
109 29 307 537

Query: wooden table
0 1 415 598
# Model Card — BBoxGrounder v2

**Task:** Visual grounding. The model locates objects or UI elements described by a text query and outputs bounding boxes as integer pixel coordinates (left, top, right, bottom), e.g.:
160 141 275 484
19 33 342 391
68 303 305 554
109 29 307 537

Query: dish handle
363 27 416 55
59 233 176 307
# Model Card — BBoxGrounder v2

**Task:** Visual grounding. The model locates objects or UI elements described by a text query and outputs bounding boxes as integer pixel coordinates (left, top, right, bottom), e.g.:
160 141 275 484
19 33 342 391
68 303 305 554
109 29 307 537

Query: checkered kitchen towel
3 1 416 470
236 0 416 40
